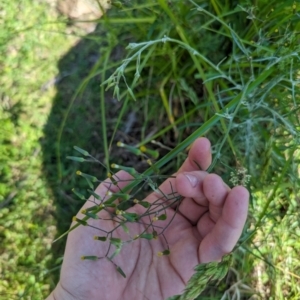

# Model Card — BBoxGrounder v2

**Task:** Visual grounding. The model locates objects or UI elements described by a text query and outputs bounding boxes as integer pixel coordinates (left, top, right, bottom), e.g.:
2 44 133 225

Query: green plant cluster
0 0 79 298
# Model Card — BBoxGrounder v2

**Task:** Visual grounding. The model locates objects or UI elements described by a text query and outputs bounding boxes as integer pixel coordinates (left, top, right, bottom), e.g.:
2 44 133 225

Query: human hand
47 137 249 300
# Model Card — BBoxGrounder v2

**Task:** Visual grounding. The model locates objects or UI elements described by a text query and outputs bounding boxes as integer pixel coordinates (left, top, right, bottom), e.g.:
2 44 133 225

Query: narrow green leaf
84 212 99 219
158 214 167 221
110 237 122 246
110 192 131 201
111 1 123 9
107 172 118 185
127 87 136 101
87 190 101 200
78 172 98 182
105 203 117 208
85 204 101 212
72 217 87 226
179 78 198 105
117 142 142 155
66 156 85 162
81 256 98 261
111 164 137 175
110 245 122 259
139 233 153 240
123 212 139 222
84 177 94 189
105 80 117 91
140 145 159 159
72 188 85 200
99 17 156 24
166 295 180 300
113 85 120 100
116 266 126 278
94 236 107 241
162 249 170 256
139 201 151 208
121 223 129 234
116 201 132 211
74 146 89 156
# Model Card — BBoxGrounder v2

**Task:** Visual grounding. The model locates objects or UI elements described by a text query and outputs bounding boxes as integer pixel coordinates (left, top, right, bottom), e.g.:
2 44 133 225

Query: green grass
0 1 80 298
0 0 299 299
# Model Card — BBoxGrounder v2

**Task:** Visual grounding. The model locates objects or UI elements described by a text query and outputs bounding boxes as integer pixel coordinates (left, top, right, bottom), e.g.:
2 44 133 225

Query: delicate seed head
80 256 98 261
146 159 152 166
162 249 170 256
139 145 147 153
72 217 87 226
93 236 107 241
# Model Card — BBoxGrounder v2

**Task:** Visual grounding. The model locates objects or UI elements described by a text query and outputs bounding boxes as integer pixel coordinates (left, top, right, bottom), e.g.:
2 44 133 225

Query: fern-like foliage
167 254 232 300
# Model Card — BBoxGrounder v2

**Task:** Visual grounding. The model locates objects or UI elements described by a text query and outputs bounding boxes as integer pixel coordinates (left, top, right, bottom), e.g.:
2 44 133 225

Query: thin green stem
100 48 112 172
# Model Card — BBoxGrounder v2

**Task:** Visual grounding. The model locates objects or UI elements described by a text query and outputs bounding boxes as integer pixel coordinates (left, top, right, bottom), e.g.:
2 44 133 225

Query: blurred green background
0 0 299 299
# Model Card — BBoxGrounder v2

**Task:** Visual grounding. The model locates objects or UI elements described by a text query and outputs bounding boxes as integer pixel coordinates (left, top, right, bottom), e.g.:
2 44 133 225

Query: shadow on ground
41 24 158 288
41 28 104 287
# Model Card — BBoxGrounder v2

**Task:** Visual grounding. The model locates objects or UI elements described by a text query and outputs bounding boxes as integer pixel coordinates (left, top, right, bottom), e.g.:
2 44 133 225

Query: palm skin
48 138 249 300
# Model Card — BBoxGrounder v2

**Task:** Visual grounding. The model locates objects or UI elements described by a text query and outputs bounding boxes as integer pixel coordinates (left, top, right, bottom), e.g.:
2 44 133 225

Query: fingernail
184 173 198 188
